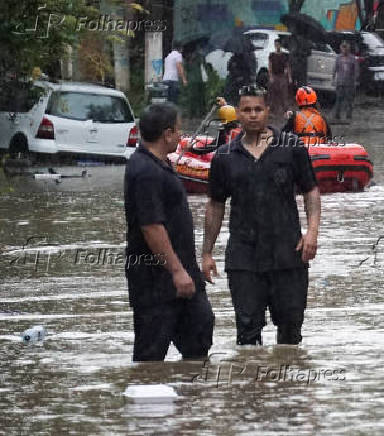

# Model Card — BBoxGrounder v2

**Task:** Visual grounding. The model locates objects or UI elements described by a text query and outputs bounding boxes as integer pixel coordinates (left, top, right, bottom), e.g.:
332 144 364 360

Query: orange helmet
296 86 317 106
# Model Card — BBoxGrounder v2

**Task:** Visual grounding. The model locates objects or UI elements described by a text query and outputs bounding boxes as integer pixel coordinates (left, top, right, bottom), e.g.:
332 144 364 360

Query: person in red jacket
283 86 332 145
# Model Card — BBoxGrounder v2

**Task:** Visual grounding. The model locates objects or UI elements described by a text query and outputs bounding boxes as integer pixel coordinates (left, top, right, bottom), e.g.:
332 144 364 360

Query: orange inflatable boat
168 131 373 194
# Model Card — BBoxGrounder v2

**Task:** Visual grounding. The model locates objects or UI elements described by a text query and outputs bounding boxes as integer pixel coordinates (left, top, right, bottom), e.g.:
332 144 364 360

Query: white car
0 81 138 161
206 29 336 94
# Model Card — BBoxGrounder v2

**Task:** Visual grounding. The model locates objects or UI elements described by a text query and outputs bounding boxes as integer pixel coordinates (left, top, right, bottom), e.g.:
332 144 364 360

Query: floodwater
1 97 384 435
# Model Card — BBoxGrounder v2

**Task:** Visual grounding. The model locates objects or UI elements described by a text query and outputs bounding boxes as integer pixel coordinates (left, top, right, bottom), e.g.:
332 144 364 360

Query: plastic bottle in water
21 325 46 344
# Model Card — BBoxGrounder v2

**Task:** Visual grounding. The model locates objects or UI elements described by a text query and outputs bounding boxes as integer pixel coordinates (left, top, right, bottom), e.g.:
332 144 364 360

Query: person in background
268 38 292 118
163 42 188 104
124 103 214 361
224 37 257 105
288 26 312 90
333 41 359 120
184 48 206 119
282 86 332 145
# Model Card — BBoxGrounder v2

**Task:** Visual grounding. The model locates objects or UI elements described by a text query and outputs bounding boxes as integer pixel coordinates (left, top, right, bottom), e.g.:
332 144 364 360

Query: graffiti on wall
173 0 361 44
322 1 360 31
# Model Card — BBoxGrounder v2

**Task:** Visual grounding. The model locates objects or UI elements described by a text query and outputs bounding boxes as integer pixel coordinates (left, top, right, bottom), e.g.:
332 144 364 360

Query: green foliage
128 65 146 115
204 67 225 108
0 0 97 79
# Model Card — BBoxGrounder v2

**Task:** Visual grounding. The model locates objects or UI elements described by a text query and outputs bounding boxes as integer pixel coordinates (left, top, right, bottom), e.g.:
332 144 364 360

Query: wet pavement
1 94 384 435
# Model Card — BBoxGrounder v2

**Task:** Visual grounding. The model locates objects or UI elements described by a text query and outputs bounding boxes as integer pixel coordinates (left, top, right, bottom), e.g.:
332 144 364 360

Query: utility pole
144 1 166 85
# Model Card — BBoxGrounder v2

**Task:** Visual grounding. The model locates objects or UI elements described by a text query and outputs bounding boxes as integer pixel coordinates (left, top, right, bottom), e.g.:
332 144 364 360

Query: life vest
294 108 328 145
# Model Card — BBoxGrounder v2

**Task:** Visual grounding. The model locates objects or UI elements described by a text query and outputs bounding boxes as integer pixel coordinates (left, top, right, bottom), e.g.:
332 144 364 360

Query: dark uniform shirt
124 145 205 308
208 127 317 272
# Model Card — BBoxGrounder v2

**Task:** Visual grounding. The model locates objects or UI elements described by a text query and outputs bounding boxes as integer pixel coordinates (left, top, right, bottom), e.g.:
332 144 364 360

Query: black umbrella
179 32 210 54
281 13 328 43
208 29 254 54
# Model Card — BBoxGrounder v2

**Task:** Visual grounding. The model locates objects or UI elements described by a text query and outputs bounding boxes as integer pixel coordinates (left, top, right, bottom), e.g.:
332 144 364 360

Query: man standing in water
125 103 214 361
202 85 321 345
333 41 359 120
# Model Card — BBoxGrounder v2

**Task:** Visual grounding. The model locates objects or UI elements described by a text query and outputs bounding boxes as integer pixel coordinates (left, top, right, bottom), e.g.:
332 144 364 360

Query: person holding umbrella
223 31 257 105
281 13 328 89
287 24 312 89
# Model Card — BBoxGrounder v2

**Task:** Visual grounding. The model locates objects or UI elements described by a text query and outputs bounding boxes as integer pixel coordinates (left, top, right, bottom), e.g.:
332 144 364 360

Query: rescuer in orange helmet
282 86 332 145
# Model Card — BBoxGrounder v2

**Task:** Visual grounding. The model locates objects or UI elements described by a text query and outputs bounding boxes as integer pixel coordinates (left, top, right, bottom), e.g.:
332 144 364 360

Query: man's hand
183 78 188 86
173 268 195 298
296 231 318 262
202 253 218 284
269 75 274 84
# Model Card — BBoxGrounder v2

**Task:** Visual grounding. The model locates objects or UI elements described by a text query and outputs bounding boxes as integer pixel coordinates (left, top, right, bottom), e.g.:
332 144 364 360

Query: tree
0 0 147 81
78 33 113 84
0 0 98 81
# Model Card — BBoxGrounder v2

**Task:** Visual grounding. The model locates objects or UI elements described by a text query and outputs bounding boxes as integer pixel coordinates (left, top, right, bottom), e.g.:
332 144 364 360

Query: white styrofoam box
123 384 178 403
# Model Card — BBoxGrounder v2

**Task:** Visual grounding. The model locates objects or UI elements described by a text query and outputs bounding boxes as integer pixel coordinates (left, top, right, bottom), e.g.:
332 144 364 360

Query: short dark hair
139 103 179 142
274 38 281 44
236 84 268 106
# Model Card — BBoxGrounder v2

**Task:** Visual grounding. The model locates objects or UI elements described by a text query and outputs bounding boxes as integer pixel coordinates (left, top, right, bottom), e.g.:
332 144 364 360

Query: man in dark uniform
124 103 214 361
202 85 321 345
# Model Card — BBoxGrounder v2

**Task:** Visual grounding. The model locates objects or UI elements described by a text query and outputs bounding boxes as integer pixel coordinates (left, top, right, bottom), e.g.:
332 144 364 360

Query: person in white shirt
163 42 188 104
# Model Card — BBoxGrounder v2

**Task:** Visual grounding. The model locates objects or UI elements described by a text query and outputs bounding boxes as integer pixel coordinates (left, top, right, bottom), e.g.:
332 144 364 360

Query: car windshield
362 32 384 48
46 91 134 123
249 33 268 50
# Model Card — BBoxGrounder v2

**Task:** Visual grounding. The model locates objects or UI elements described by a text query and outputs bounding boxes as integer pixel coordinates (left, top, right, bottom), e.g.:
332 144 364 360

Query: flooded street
1 96 384 435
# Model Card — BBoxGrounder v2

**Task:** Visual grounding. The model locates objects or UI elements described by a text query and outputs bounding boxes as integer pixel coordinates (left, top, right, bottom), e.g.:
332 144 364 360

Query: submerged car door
307 43 336 91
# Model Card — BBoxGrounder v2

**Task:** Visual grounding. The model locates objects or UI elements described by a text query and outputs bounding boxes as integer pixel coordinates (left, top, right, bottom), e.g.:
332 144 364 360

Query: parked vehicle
0 81 138 162
245 29 336 93
327 31 384 92
205 29 336 95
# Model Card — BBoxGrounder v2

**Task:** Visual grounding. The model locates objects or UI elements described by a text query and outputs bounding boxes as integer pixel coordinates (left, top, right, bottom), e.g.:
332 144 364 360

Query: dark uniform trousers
228 268 308 345
132 291 214 361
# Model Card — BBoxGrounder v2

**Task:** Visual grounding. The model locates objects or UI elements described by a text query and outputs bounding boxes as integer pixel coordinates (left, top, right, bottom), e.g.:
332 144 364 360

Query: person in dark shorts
202 85 321 346
268 38 292 117
124 103 214 361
